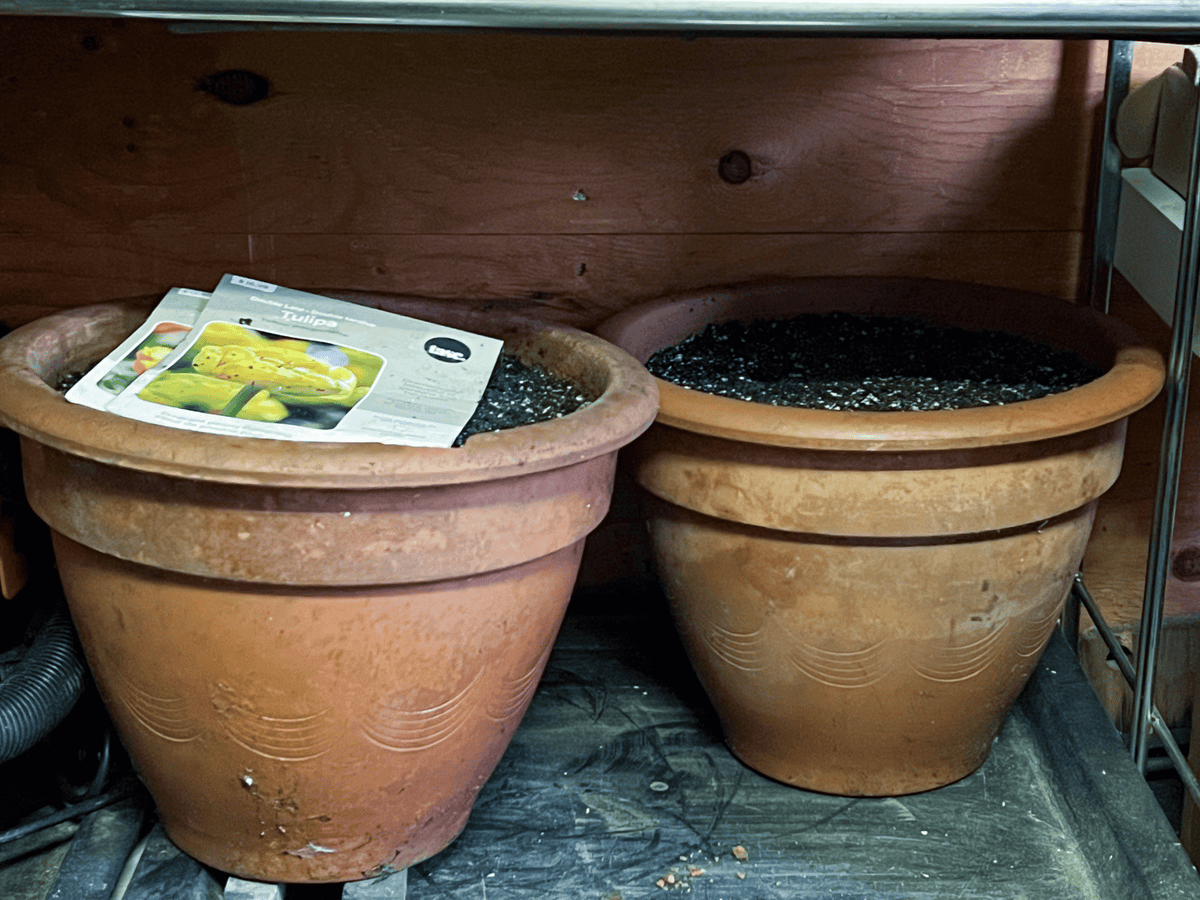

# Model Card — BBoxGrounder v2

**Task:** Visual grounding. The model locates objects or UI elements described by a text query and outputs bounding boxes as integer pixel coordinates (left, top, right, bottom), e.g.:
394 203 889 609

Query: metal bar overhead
0 0 1199 38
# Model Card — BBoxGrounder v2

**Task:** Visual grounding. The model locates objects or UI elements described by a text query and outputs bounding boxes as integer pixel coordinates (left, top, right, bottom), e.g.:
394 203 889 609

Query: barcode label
231 275 276 292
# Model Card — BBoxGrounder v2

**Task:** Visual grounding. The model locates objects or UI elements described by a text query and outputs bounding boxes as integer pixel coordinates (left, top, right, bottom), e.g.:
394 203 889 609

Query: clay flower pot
598 277 1164 796
0 293 657 883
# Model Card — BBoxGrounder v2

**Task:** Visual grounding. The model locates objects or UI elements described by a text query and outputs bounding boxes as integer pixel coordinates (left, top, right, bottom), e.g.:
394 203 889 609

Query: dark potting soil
453 352 591 446
645 312 1103 411
55 369 90 393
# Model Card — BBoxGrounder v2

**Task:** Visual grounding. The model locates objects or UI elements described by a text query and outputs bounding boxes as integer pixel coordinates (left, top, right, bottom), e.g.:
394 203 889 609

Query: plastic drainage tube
0 598 87 763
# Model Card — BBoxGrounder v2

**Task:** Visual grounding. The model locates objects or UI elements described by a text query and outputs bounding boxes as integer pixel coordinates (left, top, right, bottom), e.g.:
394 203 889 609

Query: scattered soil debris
645 312 1101 411
732 844 749 861
55 367 92 392
655 859 709 891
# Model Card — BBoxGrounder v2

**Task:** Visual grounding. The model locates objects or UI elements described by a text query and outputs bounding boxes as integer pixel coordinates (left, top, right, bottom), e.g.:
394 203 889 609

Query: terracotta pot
597 277 1164 796
0 293 657 882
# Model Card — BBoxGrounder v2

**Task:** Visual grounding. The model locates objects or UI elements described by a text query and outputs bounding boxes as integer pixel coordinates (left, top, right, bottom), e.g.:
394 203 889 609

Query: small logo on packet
424 337 471 363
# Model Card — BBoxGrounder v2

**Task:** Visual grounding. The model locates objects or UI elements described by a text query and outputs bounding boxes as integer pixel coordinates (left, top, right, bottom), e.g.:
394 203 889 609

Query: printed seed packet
65 287 210 410
90 275 505 447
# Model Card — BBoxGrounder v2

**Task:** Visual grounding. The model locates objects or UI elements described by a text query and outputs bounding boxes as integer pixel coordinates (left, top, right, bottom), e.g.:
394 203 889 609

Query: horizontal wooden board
1 19 1110 238
0 230 1084 330
0 24 1186 325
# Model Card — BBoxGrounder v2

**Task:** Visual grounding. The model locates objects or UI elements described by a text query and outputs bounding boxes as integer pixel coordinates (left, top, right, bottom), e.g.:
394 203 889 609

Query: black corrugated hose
0 595 87 763
0 361 87 765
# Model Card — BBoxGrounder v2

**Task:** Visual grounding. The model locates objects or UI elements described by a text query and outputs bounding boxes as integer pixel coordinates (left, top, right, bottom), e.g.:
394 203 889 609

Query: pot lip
0 297 660 487
596 276 1166 451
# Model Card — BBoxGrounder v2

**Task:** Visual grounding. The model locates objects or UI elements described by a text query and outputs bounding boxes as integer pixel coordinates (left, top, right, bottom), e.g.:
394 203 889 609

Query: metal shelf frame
0 1 1199 39
1078 37 1200 812
3 0 1200 841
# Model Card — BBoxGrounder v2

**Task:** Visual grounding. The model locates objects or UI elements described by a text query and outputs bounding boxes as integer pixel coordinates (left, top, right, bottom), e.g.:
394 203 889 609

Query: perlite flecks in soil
646 312 1101 411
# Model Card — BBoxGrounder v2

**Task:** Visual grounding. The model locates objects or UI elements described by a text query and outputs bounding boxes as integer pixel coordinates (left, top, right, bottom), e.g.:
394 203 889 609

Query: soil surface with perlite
454 352 591 445
646 312 1102 411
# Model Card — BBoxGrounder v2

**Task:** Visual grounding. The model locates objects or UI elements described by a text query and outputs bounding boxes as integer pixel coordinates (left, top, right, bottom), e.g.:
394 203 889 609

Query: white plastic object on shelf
223 877 285 900
1114 45 1198 351
342 868 408 899
1115 166 1186 335
1150 48 1199 200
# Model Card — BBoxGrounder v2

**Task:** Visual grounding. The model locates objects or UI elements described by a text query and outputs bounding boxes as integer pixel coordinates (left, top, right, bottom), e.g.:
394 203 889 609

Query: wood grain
0 18 1142 329
0 230 1086 330
0 24 1102 233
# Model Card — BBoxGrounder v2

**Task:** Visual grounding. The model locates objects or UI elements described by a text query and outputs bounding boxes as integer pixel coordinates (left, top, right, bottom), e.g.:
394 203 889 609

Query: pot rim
596 276 1166 451
0 294 659 487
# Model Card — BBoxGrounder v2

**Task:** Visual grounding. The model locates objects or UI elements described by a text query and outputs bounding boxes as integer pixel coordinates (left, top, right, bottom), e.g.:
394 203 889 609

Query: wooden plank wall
0 18 1179 329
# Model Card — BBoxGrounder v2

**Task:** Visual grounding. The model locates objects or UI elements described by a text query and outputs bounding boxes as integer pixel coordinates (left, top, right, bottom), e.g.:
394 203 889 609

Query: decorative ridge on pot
0 294 658 488
598 277 1163 451
597 276 1164 796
